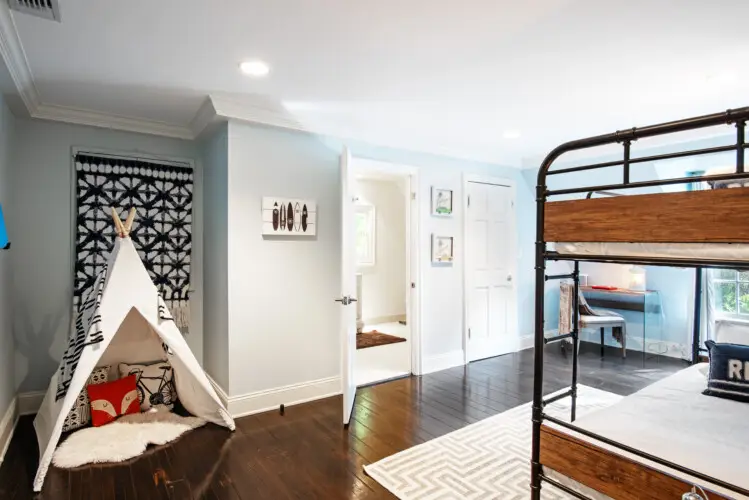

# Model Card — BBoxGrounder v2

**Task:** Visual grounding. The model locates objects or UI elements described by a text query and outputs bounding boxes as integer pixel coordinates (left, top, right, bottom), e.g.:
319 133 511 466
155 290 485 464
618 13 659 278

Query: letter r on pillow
728 359 743 380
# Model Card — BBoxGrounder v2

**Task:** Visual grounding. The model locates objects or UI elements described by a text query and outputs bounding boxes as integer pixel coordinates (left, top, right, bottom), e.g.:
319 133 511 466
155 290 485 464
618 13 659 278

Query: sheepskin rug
52 406 207 468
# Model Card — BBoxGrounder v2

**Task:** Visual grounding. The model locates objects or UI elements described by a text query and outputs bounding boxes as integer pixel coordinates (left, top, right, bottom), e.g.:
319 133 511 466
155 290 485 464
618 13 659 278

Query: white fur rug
53 407 207 468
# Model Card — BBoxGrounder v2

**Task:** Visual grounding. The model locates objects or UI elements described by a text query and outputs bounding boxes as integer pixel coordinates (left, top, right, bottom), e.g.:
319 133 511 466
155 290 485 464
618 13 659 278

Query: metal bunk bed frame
531 106 749 499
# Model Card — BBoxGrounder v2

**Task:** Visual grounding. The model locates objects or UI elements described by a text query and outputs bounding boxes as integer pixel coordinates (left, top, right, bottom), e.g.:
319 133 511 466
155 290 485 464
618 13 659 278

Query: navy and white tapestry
74 153 193 330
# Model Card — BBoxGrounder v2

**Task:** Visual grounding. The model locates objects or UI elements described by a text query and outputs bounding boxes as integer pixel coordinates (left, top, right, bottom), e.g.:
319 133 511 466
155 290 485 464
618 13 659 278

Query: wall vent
8 0 61 22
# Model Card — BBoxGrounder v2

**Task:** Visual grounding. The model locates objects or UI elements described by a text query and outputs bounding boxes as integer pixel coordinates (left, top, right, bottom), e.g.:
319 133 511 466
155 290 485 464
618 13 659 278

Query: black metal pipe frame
549 170 749 197
547 252 749 270
530 106 749 500
622 140 631 184
548 143 744 177
692 268 703 363
585 190 621 199
571 261 580 422
545 272 574 280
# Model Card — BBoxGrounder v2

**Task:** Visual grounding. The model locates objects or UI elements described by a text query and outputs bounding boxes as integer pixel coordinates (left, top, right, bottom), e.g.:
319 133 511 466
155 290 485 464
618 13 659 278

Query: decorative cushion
87 375 140 427
118 361 177 411
61 366 109 432
703 340 749 402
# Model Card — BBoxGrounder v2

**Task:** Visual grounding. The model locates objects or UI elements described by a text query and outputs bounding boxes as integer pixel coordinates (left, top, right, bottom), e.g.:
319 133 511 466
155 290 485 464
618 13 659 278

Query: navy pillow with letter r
704 340 749 403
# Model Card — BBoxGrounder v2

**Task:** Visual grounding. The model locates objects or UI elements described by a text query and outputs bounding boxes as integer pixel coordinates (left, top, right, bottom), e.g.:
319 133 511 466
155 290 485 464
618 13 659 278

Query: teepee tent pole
110 208 126 238
123 208 136 235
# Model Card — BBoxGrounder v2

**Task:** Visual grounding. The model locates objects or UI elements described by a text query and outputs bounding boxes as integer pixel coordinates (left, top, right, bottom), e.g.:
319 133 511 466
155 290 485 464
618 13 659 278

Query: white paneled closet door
466 181 516 362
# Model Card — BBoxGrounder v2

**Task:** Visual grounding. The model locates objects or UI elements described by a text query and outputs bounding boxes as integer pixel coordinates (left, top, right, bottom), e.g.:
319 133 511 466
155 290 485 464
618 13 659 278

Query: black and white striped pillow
61 365 109 432
704 340 749 403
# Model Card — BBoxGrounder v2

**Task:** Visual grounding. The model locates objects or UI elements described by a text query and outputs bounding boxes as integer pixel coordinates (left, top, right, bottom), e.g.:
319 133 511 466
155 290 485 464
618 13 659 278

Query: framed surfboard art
262 197 317 236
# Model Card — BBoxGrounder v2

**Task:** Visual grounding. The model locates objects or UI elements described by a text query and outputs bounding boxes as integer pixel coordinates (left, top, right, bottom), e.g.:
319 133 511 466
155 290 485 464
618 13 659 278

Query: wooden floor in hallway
0 344 685 499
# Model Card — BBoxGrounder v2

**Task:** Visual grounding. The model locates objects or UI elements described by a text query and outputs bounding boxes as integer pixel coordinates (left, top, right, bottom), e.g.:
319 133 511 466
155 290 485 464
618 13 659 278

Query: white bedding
547 364 749 498
554 241 749 261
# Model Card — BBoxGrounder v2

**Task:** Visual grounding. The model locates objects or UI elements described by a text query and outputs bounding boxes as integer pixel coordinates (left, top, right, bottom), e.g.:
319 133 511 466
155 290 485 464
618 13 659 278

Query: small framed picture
431 187 453 216
432 234 454 264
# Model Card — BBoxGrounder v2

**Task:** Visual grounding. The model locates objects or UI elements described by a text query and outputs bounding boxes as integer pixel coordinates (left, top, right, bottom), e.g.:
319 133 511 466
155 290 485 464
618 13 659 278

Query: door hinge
467 195 471 207
411 282 416 289
411 192 416 200
468 328 471 339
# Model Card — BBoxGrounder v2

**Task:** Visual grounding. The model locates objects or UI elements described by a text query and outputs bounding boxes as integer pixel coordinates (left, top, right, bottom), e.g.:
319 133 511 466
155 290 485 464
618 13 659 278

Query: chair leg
600 327 605 358
621 323 627 359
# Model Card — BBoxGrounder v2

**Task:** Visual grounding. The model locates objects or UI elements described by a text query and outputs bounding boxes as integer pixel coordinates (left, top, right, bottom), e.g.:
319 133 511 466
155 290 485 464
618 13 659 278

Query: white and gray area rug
364 385 622 500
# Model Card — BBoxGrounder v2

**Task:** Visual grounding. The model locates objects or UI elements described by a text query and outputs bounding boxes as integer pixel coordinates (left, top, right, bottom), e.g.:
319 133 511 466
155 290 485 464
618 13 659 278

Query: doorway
353 171 412 386
339 153 421 421
464 175 518 362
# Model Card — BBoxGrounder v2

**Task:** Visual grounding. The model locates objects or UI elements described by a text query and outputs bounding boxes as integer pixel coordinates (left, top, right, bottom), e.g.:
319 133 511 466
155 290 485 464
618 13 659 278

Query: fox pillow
86 374 140 427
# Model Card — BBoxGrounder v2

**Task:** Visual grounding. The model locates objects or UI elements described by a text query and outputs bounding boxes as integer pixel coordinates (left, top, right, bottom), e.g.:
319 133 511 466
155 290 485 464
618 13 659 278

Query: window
712 269 749 317
355 203 375 267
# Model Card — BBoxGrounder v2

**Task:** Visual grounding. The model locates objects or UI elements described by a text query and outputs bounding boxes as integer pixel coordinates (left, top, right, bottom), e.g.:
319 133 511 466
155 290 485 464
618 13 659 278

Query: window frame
355 202 376 268
712 269 749 319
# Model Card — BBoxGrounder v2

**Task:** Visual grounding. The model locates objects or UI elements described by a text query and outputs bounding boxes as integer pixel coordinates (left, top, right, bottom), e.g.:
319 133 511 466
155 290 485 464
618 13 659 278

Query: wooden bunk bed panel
539 425 729 500
544 187 749 243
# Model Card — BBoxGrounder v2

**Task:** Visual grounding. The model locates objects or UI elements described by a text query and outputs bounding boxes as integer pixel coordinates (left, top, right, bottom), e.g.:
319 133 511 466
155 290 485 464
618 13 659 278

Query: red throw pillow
86 374 140 427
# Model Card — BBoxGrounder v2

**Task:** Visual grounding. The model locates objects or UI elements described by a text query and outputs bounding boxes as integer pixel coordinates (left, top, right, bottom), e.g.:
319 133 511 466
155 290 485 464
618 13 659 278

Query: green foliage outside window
714 270 749 315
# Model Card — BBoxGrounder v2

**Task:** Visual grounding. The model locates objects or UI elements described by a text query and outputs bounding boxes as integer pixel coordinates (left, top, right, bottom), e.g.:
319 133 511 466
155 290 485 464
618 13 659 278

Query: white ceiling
5 0 749 165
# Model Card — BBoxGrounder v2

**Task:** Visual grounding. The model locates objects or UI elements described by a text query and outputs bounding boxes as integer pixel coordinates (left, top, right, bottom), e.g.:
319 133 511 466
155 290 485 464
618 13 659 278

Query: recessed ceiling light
503 130 521 139
240 60 270 77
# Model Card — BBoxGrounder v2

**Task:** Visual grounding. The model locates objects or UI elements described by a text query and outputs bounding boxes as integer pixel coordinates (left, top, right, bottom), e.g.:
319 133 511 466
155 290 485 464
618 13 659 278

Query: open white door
466 180 517 362
339 147 358 426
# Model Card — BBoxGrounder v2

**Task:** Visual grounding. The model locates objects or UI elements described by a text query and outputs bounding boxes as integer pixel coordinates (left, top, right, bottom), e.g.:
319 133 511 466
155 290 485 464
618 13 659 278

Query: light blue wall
0 93 16 424
218 121 533 397
324 137 536 339
200 124 230 391
521 135 736 356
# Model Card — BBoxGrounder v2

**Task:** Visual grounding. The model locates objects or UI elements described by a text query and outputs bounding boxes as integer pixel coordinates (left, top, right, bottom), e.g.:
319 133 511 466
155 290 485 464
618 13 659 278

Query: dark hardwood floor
0 344 684 499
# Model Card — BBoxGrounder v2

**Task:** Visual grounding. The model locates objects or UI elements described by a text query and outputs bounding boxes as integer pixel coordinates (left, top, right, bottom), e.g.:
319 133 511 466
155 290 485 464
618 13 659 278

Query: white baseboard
219 376 341 419
518 334 534 351
0 397 18 465
422 350 465 375
363 314 407 325
18 390 45 416
205 374 229 408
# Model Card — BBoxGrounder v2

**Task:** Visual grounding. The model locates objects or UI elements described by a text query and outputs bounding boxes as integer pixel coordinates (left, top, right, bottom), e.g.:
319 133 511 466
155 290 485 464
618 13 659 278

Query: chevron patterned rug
364 385 622 499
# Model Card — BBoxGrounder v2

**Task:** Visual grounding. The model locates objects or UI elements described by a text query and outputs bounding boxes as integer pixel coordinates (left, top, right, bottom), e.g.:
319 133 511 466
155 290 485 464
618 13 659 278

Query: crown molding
0 7 512 165
209 94 306 133
0 4 198 139
189 96 220 139
33 103 194 139
206 94 511 166
0 1 39 112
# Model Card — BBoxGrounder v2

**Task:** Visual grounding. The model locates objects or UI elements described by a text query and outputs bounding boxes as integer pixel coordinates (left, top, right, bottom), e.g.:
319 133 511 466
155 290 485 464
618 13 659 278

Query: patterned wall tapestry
74 153 193 331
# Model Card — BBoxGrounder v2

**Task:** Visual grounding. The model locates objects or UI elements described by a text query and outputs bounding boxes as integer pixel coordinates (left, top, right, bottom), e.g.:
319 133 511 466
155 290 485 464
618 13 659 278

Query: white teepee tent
32 209 234 492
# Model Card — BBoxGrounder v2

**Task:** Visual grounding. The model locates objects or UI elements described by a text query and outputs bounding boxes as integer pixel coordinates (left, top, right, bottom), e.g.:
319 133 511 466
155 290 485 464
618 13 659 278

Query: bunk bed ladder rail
530 106 749 500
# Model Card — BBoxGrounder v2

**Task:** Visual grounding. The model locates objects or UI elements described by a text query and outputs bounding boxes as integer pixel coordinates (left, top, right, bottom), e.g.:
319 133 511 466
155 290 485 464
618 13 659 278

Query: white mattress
547 364 749 499
554 241 749 261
